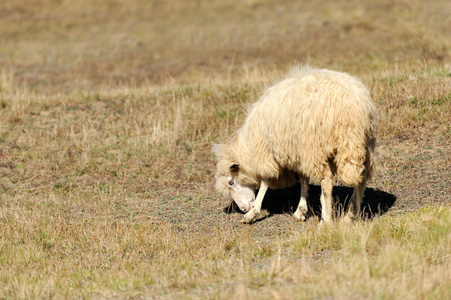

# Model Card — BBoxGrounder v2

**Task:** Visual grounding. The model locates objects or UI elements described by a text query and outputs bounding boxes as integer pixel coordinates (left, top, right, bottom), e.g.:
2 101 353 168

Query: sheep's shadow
223 182 397 221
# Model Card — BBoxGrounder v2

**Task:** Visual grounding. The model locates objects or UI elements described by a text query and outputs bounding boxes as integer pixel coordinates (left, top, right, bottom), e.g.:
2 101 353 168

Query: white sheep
213 66 377 224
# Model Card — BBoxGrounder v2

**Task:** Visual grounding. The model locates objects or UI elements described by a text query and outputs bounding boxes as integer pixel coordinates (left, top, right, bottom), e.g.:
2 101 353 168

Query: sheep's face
212 143 258 213
215 170 256 213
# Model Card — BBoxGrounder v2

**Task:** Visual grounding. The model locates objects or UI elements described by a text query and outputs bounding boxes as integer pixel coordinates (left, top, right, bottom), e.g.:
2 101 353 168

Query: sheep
212 66 377 224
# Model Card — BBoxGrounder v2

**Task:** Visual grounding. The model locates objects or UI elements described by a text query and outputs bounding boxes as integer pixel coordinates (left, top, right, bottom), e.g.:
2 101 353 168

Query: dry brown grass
1 0 450 92
1 0 450 298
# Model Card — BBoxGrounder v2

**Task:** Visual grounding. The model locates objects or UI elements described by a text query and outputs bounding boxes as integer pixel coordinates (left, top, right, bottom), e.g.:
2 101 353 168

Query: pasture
0 0 450 298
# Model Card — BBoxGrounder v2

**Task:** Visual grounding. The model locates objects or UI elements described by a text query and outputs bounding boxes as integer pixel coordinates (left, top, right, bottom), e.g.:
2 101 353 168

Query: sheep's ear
211 144 226 161
229 163 239 173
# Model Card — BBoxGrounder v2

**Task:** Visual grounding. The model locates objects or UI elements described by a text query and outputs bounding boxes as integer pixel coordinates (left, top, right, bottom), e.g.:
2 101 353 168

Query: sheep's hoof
343 212 362 224
293 209 307 222
241 210 257 224
318 219 332 229
343 214 354 224
240 209 270 224
293 215 306 222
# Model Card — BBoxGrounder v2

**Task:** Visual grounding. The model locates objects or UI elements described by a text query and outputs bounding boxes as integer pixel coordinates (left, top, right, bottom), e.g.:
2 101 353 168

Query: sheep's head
212 143 258 213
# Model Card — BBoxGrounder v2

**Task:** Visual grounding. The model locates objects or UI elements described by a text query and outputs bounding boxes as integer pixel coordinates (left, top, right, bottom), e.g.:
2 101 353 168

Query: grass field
1 0 450 298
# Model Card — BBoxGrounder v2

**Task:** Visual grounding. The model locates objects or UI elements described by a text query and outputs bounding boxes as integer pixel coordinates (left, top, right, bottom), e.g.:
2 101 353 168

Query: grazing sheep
213 66 377 224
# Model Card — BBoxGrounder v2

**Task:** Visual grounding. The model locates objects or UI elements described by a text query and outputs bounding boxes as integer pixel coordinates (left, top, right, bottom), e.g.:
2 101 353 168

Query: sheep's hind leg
241 179 270 224
293 178 308 221
344 181 366 223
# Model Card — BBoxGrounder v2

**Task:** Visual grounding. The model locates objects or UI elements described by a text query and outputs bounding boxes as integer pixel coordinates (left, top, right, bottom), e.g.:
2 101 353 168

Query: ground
0 0 450 298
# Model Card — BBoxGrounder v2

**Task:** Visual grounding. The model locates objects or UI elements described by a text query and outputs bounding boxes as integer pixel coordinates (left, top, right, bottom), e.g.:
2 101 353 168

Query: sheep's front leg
241 179 270 224
293 178 308 221
320 172 334 224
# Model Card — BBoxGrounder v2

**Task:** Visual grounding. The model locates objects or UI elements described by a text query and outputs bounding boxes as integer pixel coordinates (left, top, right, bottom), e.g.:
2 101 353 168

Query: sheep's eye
227 178 235 186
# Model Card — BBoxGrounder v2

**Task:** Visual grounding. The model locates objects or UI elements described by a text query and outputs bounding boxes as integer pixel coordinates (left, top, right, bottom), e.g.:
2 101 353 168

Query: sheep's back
245 68 377 183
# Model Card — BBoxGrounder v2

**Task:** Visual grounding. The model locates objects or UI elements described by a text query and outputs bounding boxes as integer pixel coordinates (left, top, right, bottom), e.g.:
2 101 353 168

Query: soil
150 134 450 240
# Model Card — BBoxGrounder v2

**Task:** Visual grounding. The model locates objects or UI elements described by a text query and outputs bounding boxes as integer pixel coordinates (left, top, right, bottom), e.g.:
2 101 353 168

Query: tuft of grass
282 206 451 299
